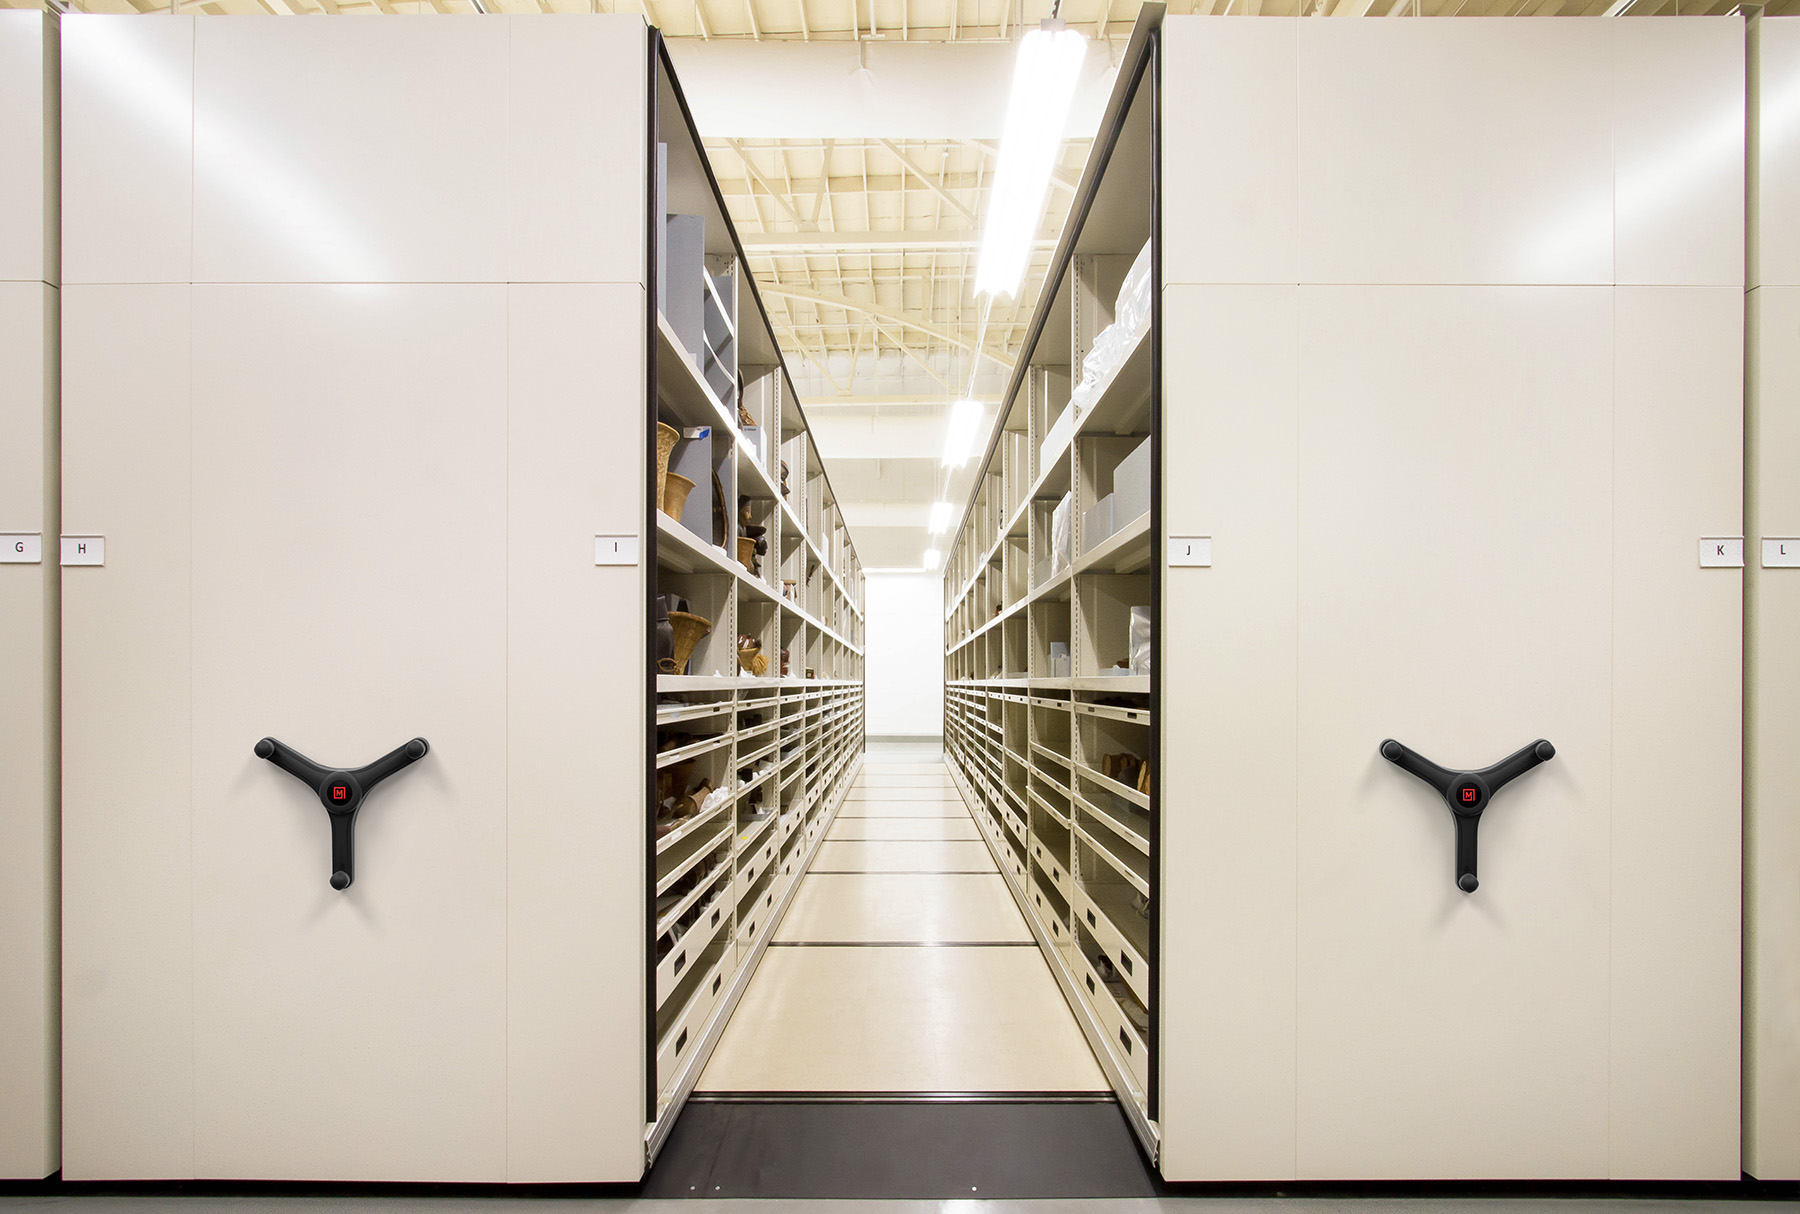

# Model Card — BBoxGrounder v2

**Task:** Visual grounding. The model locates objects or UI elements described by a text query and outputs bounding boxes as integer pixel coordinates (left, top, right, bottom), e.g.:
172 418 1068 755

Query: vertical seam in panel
186 284 197 1178
1291 16 1302 1183
1607 287 1618 1180
502 15 513 1181
1292 281 1301 1184
1735 21 1749 1174
186 19 199 1172
1606 22 1619 1175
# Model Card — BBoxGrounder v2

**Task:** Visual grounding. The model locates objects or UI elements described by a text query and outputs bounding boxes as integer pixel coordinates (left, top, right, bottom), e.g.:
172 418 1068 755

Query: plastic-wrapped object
1052 492 1072 575
699 781 734 815
1041 402 1076 467
1114 239 1153 342
1067 241 1155 422
1130 605 1151 676
1069 324 1121 421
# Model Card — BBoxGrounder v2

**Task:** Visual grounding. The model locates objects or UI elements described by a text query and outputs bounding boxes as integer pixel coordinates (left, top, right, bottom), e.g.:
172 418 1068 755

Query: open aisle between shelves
939 5 1161 1159
644 33 868 1148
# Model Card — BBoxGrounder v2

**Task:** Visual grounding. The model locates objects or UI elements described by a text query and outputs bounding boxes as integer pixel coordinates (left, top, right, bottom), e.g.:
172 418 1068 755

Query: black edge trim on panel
644 24 663 1131
652 38 862 558
944 2 1168 549
1147 18 1162 1127
940 2 1165 1164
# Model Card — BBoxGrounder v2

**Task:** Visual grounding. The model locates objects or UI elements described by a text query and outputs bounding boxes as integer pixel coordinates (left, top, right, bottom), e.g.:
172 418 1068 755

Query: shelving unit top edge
940 1 1164 602
653 31 866 602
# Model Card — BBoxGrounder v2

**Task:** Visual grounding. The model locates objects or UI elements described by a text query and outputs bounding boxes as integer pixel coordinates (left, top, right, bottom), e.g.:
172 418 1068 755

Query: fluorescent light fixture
974 22 1088 299
928 501 956 535
940 398 985 469
923 548 942 571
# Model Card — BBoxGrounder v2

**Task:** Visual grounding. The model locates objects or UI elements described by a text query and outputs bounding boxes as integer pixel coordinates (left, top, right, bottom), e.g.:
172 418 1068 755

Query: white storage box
1049 642 1071 679
1114 436 1151 526
1085 493 1115 550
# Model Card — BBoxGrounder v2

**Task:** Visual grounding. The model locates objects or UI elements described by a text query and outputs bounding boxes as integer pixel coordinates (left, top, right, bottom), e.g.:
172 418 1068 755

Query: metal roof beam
877 138 978 224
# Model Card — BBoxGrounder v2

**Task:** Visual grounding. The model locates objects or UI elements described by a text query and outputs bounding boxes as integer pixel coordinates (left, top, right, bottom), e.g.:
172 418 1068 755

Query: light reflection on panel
60 16 194 285
192 19 508 284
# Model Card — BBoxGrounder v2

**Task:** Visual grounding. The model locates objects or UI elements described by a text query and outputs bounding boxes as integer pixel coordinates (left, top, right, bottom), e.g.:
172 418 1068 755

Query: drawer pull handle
1086 975 1095 994
1119 1028 1132 1054
675 1028 689 1055
1086 910 1097 928
712 974 722 996
711 908 721 928
673 950 687 977
1119 954 1132 975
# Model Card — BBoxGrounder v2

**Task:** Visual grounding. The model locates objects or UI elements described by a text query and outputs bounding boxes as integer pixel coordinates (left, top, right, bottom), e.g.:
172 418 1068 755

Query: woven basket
662 471 696 520
737 537 757 570
738 646 769 677
656 422 680 512
664 610 713 674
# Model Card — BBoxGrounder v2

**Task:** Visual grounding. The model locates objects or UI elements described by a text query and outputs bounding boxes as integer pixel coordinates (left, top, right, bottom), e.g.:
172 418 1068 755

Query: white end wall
864 571 943 738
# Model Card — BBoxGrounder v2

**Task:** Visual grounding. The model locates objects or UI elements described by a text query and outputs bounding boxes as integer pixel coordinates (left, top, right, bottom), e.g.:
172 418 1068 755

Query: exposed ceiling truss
18 0 1784 40
708 137 1089 399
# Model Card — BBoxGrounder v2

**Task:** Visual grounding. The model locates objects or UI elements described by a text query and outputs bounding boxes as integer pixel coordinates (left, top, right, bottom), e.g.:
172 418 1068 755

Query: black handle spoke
255 736 430 890
1379 737 1553 893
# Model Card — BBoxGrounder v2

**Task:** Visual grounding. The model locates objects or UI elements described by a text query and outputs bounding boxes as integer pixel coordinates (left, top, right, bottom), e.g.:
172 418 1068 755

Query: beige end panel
1157 17 1296 288
60 284 195 1180
1158 284 1299 1182
0 282 57 1180
0 15 59 1178
505 283 647 1181
185 285 509 1181
1747 17 1800 1181
1295 286 1614 1180
505 15 647 288
1609 287 1742 1178
59 16 194 287
1747 284 1800 1179
0 10 56 285
1753 20 1800 290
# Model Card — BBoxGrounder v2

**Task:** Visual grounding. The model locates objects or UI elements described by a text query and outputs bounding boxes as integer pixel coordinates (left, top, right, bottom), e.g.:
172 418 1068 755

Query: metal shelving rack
645 34 867 1159
939 6 1162 1162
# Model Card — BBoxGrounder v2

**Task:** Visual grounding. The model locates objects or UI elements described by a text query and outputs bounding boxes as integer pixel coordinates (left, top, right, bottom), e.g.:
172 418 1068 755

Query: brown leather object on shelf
1102 752 1145 788
674 777 715 820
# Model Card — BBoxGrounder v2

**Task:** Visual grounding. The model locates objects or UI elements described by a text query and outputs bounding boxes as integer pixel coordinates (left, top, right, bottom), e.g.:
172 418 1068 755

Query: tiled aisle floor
695 742 1106 1094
